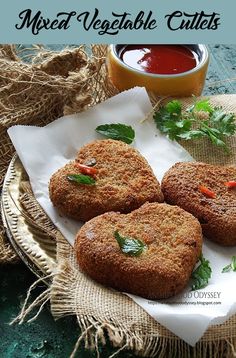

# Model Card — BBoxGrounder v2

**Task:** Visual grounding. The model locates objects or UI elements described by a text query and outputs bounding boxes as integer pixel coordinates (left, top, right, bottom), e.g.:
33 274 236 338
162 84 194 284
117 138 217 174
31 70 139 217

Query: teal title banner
0 0 234 43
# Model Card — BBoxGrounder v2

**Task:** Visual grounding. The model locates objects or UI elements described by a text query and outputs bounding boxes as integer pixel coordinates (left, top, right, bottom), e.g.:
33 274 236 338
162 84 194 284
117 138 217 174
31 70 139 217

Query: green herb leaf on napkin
222 256 236 273
67 174 96 185
191 254 212 291
95 123 135 144
114 230 147 257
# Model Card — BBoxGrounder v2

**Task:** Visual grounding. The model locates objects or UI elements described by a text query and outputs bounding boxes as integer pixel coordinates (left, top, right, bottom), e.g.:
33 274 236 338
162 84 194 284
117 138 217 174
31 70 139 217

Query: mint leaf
222 256 236 273
191 254 212 291
222 264 232 273
67 174 96 185
96 123 135 144
114 231 147 257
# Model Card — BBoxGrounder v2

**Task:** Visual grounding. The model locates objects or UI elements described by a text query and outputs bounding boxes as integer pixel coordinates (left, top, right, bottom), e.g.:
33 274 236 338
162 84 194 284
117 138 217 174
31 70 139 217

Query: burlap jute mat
15 94 236 357
3 45 236 356
0 44 117 264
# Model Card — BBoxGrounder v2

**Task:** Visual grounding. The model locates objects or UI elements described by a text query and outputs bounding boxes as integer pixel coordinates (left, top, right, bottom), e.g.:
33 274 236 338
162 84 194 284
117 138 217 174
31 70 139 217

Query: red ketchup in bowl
119 45 198 75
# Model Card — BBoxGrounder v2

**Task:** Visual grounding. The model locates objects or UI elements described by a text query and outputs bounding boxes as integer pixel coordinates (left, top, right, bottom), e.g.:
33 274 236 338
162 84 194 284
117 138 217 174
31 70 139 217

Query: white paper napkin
8 87 236 346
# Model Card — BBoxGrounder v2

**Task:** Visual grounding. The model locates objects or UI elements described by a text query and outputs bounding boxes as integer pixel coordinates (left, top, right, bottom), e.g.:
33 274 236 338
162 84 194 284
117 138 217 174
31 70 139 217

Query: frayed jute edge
48 249 236 358
9 271 58 325
8 92 236 357
49 261 236 358
10 261 236 358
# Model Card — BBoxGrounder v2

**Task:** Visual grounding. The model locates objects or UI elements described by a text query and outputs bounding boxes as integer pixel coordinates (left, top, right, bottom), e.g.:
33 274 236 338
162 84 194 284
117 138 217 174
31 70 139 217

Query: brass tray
1 154 57 282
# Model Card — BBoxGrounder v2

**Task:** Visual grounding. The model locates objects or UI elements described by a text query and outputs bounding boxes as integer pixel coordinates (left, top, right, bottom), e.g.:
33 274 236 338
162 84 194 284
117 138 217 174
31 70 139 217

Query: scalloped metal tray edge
1 154 57 283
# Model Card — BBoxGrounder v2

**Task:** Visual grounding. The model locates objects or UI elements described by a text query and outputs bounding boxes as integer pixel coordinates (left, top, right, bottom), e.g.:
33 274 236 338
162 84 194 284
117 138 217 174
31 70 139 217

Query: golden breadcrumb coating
162 162 236 246
49 139 163 222
75 202 202 299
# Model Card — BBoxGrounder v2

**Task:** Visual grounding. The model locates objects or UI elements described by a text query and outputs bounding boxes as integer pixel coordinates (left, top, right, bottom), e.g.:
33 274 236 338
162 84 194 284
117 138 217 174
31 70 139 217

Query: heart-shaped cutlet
49 139 163 222
162 162 236 246
75 202 202 299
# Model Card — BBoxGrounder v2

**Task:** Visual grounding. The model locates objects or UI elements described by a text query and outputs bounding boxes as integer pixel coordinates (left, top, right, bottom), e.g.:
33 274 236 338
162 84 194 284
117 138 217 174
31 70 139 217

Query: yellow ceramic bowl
107 44 209 97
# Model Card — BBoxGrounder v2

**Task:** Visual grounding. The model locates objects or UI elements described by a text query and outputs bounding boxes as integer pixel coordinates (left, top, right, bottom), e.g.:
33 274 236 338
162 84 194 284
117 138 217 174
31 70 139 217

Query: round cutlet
75 202 202 299
162 162 236 246
49 139 163 222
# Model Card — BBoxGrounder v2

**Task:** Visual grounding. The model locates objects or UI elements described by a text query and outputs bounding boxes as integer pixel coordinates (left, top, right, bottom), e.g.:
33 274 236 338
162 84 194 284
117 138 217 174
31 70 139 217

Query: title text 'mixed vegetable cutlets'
75 202 203 299
49 139 164 222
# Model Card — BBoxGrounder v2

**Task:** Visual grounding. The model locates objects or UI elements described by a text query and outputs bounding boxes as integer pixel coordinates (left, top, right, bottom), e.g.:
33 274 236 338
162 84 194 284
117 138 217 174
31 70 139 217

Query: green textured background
1 44 236 358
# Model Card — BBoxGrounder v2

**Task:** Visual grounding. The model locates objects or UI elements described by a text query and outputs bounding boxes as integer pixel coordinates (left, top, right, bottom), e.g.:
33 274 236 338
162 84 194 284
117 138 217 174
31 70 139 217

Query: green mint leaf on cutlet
191 254 212 291
95 123 135 144
67 174 96 185
114 230 147 257
222 256 236 273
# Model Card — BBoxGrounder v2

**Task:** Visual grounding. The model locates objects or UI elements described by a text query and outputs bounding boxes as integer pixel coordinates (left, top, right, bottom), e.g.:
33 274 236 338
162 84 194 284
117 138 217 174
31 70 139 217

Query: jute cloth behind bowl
17 94 236 357
2 45 236 356
0 44 117 264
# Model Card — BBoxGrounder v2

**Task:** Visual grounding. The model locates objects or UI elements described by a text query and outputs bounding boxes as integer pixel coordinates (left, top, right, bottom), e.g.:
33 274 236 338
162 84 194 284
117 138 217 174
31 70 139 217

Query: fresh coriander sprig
191 254 212 291
114 231 147 257
154 99 236 153
222 256 236 273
